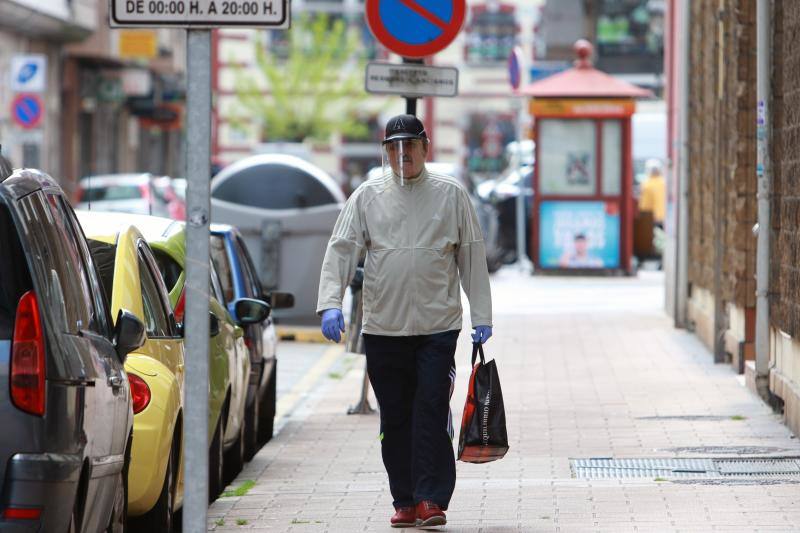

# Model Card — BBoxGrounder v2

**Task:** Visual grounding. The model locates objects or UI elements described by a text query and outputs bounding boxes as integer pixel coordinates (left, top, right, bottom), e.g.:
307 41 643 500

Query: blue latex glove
321 309 345 343
472 325 492 344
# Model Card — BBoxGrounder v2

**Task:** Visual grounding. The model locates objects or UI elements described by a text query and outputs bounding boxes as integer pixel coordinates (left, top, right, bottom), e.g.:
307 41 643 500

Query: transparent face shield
381 138 426 187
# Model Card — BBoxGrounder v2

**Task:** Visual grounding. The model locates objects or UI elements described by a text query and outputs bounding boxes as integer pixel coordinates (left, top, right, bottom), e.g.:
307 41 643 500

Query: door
51 195 127 531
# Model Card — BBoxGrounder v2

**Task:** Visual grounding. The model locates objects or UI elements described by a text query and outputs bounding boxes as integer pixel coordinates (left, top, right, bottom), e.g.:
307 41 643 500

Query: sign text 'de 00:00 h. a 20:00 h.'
112 0 287 26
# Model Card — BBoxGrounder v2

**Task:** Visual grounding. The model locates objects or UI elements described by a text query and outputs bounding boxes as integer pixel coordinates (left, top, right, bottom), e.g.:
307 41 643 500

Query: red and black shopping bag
457 342 509 463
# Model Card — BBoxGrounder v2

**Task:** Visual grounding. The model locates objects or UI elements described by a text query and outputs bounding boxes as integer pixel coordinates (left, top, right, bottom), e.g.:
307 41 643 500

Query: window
465 5 518 65
87 240 117 313
151 248 183 293
538 119 597 196
466 114 516 174
602 120 622 196
211 163 338 209
234 236 262 299
210 261 226 305
139 251 171 338
18 192 89 335
0 202 32 340
210 235 235 304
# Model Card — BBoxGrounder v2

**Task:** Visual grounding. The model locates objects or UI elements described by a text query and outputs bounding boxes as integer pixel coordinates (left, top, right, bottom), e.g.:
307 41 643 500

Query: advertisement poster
538 201 620 268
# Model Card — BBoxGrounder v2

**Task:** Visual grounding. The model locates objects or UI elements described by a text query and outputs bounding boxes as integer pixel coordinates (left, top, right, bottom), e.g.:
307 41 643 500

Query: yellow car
77 213 185 530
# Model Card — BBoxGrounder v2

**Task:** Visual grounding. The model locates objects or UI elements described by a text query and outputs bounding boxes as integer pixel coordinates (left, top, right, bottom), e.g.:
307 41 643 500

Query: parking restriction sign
366 0 466 58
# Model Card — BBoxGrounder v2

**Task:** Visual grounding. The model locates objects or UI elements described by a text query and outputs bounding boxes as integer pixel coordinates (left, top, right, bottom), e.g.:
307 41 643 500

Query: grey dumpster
210 154 345 325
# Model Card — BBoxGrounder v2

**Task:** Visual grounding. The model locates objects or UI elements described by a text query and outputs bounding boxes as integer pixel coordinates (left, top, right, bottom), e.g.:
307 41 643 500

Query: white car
76 173 170 216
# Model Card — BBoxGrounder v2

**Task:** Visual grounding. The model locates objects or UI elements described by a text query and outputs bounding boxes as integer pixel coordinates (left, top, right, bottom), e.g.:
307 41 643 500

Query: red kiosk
521 40 651 274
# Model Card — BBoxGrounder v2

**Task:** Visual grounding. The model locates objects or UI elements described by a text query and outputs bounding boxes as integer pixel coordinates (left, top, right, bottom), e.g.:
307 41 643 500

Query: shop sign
531 98 635 118
118 30 159 58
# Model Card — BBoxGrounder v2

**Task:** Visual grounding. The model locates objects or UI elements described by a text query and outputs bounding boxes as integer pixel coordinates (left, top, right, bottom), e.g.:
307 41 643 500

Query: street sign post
365 0 465 114
365 0 466 58
509 46 532 274
111 8 288 533
11 94 44 129
366 62 458 97
10 55 47 93
110 0 288 27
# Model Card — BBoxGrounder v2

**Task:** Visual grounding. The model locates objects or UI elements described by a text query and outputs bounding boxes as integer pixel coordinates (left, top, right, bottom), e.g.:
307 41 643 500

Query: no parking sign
11 94 44 130
366 0 466 58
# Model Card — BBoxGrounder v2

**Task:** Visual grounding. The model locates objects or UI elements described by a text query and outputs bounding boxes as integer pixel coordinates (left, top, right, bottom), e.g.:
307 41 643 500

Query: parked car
210 154 345 325
475 164 534 267
210 224 294 459
152 176 186 221
76 173 170 217
114 213 259 498
0 169 145 532
77 212 186 531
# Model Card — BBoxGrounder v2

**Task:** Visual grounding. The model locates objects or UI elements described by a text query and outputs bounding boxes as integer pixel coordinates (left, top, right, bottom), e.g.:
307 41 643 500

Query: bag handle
471 342 486 366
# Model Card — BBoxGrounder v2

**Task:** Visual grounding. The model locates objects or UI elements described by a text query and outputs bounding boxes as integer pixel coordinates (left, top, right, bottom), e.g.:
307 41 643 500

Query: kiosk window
539 120 596 196
602 120 622 196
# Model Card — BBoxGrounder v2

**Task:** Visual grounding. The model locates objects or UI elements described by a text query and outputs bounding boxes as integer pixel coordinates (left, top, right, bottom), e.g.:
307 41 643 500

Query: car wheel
107 438 131 532
133 436 177 532
208 415 225 503
257 363 277 444
223 419 245 485
243 393 260 461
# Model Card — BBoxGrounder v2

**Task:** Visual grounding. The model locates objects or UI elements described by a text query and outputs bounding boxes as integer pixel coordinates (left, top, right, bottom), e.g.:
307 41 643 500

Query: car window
16 192 88 335
0 201 32 340
139 251 171 338
234 236 261 298
87 240 116 305
45 194 106 336
210 235 235 304
62 199 112 337
151 248 183 293
210 261 225 304
211 164 337 209
80 184 144 202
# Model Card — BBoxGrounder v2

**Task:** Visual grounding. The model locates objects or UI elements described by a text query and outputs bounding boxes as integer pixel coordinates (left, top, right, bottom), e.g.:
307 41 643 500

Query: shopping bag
457 342 509 463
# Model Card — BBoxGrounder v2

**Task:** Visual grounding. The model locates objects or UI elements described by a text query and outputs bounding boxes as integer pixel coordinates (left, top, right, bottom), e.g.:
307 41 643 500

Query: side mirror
209 312 220 337
268 291 295 310
234 298 270 325
114 310 146 363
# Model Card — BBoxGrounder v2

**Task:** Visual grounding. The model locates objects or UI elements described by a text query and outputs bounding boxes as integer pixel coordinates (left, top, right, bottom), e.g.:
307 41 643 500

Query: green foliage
236 519 249 526
221 479 256 497
215 518 225 526
233 13 374 142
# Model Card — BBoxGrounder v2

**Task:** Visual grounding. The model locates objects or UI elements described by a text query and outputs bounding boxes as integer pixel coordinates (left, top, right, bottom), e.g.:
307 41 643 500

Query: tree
232 13 375 142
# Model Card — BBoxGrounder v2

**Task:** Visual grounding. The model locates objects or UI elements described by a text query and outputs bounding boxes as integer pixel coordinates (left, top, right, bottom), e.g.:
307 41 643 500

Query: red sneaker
416 501 446 527
390 506 416 528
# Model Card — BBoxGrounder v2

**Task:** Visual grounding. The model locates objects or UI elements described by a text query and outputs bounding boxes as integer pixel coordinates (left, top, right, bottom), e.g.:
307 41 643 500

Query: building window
465 113 515 175
465 4 519 65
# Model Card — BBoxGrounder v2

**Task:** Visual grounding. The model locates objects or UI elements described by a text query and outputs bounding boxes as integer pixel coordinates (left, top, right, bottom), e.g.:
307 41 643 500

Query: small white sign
110 0 288 27
10 55 47 93
365 63 459 98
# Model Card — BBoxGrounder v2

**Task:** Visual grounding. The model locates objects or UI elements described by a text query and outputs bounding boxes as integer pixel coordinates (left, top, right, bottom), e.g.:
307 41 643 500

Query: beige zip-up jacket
317 167 492 336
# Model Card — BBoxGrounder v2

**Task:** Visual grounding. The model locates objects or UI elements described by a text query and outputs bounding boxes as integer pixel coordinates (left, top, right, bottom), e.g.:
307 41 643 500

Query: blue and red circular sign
366 0 466 58
11 93 43 129
508 46 523 91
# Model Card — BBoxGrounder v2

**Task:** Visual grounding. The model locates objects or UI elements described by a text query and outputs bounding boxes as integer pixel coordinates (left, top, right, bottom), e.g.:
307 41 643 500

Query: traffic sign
11 94 43 130
366 0 466 58
10 55 46 93
366 62 458 97
110 0 289 27
508 46 523 91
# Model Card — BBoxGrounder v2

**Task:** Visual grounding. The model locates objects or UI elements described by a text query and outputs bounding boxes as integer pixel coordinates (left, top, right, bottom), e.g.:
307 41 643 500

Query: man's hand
472 325 492 344
321 309 345 343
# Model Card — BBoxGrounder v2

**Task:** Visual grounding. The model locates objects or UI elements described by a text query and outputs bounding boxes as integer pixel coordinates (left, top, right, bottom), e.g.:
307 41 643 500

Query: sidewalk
208 270 800 532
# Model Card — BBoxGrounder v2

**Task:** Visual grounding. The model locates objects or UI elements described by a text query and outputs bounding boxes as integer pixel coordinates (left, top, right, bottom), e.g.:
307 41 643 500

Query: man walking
317 114 493 528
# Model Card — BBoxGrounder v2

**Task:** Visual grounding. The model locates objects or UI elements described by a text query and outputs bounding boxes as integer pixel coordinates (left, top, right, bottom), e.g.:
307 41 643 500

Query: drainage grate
661 446 789 455
570 457 800 480
637 415 733 421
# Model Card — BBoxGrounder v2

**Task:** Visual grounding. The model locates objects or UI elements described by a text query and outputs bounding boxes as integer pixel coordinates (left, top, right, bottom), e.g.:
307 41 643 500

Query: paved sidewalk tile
209 271 800 532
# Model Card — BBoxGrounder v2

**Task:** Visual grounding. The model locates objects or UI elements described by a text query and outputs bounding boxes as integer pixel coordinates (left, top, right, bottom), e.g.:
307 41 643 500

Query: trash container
210 154 345 325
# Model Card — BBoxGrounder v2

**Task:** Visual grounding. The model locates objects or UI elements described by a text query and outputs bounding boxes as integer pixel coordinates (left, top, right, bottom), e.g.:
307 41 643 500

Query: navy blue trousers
363 329 459 510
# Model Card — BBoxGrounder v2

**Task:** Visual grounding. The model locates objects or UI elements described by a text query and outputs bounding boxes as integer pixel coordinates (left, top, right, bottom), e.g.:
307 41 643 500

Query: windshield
80 184 145 202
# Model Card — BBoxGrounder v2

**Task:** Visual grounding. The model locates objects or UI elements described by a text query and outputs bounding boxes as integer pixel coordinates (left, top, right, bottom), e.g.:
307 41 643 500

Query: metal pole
513 97 532 273
402 57 423 115
675 0 690 328
755 0 772 396
183 28 211 532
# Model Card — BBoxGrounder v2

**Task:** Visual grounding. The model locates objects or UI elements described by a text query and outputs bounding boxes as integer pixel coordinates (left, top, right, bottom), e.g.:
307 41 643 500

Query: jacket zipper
409 182 417 335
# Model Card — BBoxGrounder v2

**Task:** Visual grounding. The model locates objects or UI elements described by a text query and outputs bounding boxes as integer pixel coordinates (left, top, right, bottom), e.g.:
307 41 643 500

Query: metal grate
570 457 800 480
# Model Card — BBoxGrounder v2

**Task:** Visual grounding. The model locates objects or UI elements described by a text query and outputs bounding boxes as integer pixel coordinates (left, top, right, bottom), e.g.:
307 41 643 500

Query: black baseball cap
383 114 428 144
